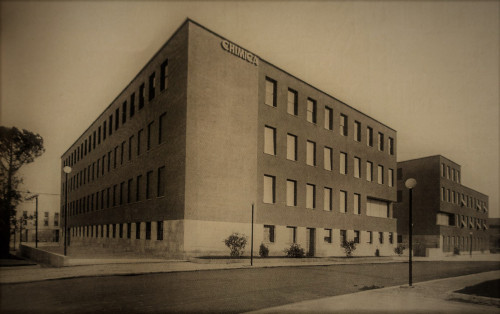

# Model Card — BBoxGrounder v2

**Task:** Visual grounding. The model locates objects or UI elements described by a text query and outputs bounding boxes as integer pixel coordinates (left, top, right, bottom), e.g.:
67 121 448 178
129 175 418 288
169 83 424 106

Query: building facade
61 19 398 258
394 156 489 257
488 218 500 253
11 194 60 246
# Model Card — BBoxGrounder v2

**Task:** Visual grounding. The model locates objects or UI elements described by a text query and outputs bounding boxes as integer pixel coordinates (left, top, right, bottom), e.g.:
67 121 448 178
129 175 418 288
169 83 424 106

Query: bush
375 248 380 257
453 246 460 255
259 243 269 257
341 240 357 258
224 233 247 257
284 243 305 258
394 244 406 256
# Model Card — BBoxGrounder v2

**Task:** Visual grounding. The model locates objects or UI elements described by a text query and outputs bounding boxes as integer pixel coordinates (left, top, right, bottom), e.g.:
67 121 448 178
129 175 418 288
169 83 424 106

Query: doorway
306 228 315 257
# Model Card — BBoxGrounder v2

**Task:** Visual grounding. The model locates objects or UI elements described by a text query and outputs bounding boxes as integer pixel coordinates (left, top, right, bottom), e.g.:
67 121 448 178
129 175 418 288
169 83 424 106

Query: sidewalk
249 270 500 313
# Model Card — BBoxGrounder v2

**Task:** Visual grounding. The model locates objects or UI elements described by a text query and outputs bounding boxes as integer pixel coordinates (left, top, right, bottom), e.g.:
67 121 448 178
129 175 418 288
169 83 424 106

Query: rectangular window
287 134 297 161
447 166 450 179
119 182 124 205
287 89 298 115
264 225 275 243
288 226 297 243
286 179 297 207
137 129 143 155
127 178 133 203
441 187 445 201
324 187 332 211
265 77 276 107
130 93 135 117
157 166 166 197
324 106 333 130
263 175 275 204
378 165 384 184
340 230 346 244
354 193 360 215
106 188 110 208
120 141 125 165
112 224 116 238
115 108 120 130
324 147 332 171
146 171 153 199
366 199 390 218
388 169 394 187
378 132 384 151
158 113 166 144
136 175 142 201
324 229 332 243
339 190 347 213
354 231 360 243
92 131 96 149
368 231 373 243
113 184 117 206
367 161 373 181
128 135 133 160
306 184 316 209
149 72 156 101
340 152 347 174
54 213 59 226
114 146 118 169
367 127 373 146
98 126 102 144
147 122 153 151
264 126 276 155
122 101 127 124
109 116 113 136
340 114 348 136
136 222 140 239
306 140 316 166
389 232 393 244
307 98 317 123
160 60 168 91
379 232 384 244
146 222 151 240
119 224 123 238
139 84 145 109
157 221 163 240
441 163 445 177
388 137 394 155
354 121 361 142
354 157 361 178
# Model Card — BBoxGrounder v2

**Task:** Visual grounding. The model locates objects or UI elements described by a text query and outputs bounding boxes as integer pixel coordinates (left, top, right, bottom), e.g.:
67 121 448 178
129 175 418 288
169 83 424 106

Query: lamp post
25 193 39 248
63 166 72 256
251 203 254 266
469 231 473 257
405 178 417 287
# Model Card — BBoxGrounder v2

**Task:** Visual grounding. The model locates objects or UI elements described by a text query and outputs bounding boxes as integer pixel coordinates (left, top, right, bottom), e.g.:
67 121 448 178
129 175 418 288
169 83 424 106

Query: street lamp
63 166 72 256
25 193 39 248
405 178 417 287
469 231 473 257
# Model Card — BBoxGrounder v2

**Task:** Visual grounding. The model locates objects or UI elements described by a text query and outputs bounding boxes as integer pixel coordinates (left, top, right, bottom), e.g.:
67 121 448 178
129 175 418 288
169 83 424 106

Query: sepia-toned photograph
1 1 499 313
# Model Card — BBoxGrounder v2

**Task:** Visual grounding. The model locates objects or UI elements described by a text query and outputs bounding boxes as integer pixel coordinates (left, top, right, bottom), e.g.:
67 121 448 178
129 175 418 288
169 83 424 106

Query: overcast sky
1 1 498 217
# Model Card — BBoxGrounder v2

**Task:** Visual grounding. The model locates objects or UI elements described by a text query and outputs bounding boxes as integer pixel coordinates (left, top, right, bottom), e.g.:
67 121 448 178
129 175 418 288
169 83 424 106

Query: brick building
61 19 398 258
394 155 489 257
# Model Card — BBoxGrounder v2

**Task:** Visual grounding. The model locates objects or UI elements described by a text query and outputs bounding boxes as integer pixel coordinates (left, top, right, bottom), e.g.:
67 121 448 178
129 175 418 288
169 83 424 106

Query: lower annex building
394 155 489 257
61 19 398 258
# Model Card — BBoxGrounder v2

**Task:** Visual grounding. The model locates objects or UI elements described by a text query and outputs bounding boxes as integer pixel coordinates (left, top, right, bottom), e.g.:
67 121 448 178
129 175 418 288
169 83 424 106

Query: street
1 261 499 313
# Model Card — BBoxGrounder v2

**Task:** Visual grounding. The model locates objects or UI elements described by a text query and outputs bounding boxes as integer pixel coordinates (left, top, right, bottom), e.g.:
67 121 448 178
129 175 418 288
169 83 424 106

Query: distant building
61 19 398 258
12 194 60 245
394 155 489 257
488 218 500 253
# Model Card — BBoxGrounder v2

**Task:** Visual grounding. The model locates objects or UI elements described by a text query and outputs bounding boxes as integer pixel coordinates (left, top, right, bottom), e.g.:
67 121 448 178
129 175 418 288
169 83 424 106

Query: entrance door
306 228 315 257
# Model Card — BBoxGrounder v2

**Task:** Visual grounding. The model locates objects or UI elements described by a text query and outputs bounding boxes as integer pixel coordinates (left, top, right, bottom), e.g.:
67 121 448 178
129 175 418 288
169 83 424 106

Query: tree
341 240 357 257
224 233 248 257
0 127 45 257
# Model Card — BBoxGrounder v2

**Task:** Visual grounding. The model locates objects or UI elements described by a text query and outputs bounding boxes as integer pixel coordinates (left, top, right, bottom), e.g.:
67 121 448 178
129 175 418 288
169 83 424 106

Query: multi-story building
60 19 398 258
11 194 60 246
394 155 489 257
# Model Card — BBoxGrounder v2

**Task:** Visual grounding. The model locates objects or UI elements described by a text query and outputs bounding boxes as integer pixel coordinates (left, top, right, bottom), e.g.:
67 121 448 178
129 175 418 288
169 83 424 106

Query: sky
1 1 499 217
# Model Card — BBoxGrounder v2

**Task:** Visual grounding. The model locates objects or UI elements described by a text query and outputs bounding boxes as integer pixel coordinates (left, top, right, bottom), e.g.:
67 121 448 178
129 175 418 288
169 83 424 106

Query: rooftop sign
221 40 259 66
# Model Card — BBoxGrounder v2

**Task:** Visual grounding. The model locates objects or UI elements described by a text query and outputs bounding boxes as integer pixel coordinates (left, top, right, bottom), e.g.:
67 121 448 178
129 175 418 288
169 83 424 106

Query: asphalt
1 246 499 313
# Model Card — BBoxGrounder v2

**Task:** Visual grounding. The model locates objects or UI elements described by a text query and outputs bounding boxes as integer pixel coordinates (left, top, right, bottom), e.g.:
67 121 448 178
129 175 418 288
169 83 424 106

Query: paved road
1 261 498 313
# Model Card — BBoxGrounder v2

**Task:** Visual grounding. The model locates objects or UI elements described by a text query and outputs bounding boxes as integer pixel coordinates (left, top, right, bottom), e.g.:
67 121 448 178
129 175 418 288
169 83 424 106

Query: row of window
436 212 488 230
64 114 167 194
264 127 394 186
67 167 166 216
263 225 394 245
71 221 164 241
441 163 460 183
21 211 59 227
63 59 169 168
264 77 394 154
262 176 390 218
440 187 488 212
442 235 487 252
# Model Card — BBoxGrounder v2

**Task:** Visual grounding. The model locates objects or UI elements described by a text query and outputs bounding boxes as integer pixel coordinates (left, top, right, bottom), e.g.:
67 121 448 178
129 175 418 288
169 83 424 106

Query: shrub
284 243 305 258
341 240 357 258
453 246 460 255
375 248 380 257
259 243 269 257
224 233 247 257
394 244 406 256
